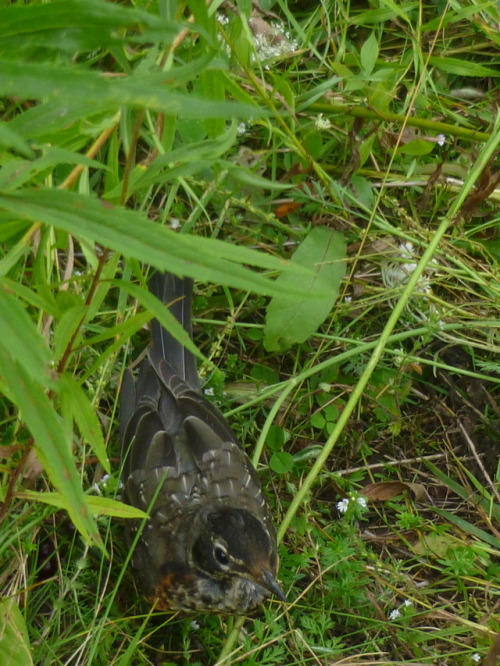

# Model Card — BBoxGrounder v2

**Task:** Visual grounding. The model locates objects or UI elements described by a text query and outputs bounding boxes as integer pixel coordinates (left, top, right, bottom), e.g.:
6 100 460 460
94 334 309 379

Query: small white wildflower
402 599 413 608
344 295 352 303
400 241 415 258
315 113 332 130
392 348 406 367
356 496 367 509
204 387 215 397
252 23 298 61
216 13 229 25
382 241 430 290
318 382 332 393
337 498 350 513
471 654 481 663
100 474 110 485
389 608 401 620
169 218 180 230
436 134 446 146
237 122 247 136
190 620 200 630
400 261 418 274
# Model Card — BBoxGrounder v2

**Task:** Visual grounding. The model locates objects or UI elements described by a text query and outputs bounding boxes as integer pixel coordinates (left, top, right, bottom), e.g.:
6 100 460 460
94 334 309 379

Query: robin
120 273 284 613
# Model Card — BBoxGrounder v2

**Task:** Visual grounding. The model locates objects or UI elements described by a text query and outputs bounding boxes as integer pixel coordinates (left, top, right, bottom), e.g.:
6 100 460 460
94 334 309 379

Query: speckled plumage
120 274 283 613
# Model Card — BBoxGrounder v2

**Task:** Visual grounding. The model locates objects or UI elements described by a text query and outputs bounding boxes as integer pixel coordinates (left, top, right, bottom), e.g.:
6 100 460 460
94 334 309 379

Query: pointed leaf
0 189 318 298
264 228 346 351
0 279 55 388
0 61 267 120
17 490 148 519
0 346 102 548
0 598 33 666
360 32 379 77
59 374 110 473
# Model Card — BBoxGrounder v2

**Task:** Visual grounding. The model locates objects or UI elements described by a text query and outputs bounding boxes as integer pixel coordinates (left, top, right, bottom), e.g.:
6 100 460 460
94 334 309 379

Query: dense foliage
0 1 498 664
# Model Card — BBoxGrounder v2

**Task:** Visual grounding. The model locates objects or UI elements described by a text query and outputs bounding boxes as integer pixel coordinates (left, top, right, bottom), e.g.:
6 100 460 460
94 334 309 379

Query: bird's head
190 506 285 606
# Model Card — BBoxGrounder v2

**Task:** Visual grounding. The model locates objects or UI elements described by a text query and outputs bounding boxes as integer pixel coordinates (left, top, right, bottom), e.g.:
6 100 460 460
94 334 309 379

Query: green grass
0 0 499 664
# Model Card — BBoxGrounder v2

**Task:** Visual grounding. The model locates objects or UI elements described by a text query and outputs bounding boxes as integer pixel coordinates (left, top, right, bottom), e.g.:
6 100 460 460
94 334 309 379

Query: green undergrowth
0 0 499 664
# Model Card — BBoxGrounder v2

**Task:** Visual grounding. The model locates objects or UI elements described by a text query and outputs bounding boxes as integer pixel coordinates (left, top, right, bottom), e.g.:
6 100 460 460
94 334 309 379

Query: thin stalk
277 114 500 542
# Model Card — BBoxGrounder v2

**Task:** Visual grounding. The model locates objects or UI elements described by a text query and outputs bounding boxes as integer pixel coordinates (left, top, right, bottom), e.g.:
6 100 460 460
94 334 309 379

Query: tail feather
148 273 200 391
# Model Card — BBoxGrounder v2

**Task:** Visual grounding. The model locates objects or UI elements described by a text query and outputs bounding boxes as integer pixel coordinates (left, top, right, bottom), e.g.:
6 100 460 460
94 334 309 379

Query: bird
119 272 284 614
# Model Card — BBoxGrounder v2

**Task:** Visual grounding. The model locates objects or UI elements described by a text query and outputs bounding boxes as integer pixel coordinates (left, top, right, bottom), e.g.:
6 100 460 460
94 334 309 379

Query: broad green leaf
264 227 347 351
0 1 180 53
0 346 102 549
429 56 500 77
0 61 266 120
8 101 119 141
476 239 500 261
360 32 379 77
0 598 33 666
270 452 295 475
0 279 55 388
17 490 148 519
59 374 110 473
0 189 319 298
397 139 435 156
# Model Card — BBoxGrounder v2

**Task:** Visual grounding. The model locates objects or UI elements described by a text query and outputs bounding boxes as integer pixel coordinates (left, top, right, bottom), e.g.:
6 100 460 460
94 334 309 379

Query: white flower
402 599 413 608
315 113 332 130
169 218 180 230
437 134 446 146
356 496 367 508
389 608 401 620
252 23 298 61
471 654 481 663
400 241 415 259
337 498 350 513
204 387 215 397
382 240 431 294
92 474 111 494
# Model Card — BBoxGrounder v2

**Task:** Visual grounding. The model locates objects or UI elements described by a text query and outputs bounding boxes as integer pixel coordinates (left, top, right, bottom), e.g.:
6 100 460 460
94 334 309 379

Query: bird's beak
259 569 286 602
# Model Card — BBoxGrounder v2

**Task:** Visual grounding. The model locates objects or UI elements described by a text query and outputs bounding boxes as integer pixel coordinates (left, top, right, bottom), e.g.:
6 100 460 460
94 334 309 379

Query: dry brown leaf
23 448 44 479
362 481 427 502
484 632 500 666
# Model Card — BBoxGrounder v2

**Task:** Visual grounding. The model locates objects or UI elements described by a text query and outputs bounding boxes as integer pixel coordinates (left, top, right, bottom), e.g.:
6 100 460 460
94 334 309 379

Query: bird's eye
214 545 230 566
